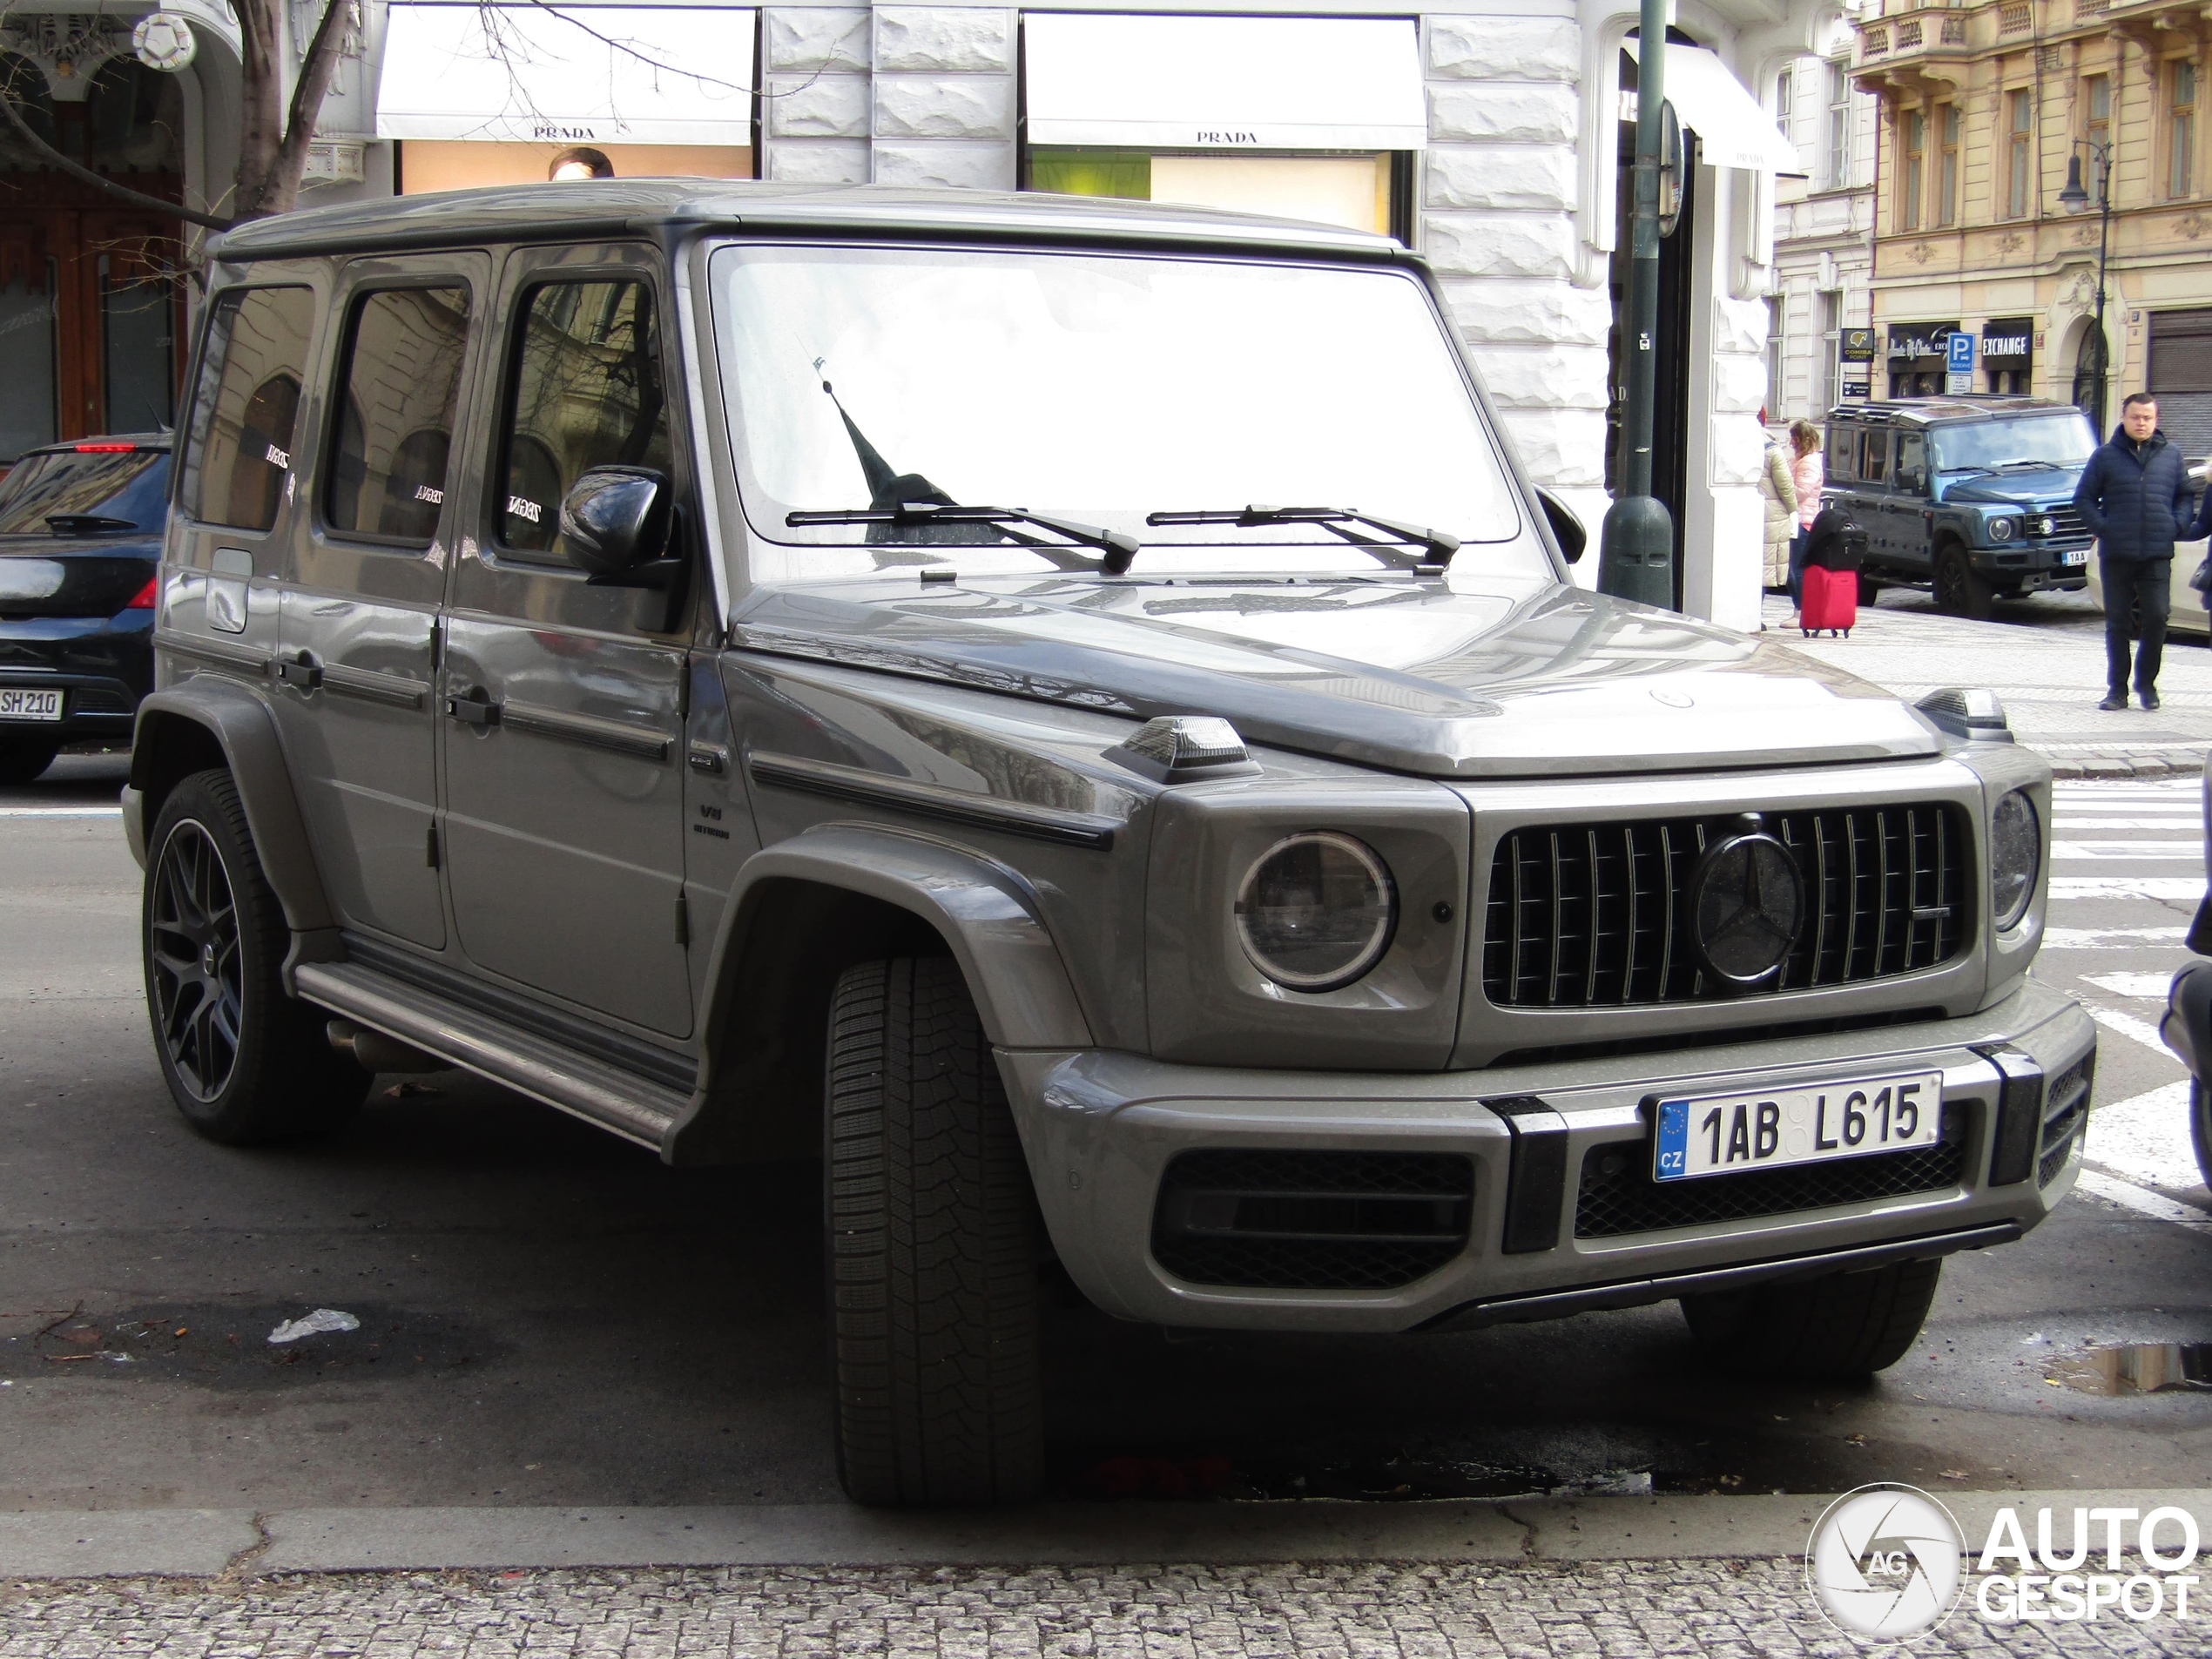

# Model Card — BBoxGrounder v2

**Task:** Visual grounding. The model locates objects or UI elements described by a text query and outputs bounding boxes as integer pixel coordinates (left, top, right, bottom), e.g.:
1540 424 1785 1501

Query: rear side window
0 447 170 533
1858 429 1890 484
1826 426 1856 483
498 279 669 559
182 286 317 532
327 286 471 543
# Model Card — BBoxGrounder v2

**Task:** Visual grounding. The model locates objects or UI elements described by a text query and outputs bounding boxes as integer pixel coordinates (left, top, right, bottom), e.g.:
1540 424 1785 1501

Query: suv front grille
1575 1108 1968 1238
1151 1149 1474 1290
1481 804 1970 1008
2038 504 2088 541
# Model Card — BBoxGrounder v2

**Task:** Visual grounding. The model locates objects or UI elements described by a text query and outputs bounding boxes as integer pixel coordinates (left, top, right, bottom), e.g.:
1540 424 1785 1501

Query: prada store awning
376 4 757 145
1023 15 1426 152
1623 41 1804 176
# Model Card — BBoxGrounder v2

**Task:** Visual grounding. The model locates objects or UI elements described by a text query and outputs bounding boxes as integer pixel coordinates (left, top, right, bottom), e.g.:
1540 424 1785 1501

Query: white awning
376 5 756 145
1024 15 1425 152
1624 42 1804 175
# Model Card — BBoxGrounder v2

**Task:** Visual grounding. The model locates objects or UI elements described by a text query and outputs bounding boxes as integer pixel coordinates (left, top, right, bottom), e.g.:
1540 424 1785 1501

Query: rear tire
1856 573 1881 609
2192 1081 2212 1193
142 768 368 1144
0 739 59 785
825 957 1045 1506
1679 1258 1941 1379
1934 543 1996 619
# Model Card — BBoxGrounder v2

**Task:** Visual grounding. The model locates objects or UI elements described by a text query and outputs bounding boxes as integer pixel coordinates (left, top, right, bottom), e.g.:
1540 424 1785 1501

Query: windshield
1928 413 2095 474
0 448 169 534
711 244 1534 581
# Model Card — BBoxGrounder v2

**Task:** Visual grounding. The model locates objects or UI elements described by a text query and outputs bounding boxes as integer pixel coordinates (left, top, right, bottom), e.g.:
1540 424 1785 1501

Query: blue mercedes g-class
1824 398 2096 617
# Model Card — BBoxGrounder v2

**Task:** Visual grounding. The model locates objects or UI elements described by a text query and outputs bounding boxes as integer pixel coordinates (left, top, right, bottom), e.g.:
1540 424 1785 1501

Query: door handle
446 690 502 727
275 651 322 691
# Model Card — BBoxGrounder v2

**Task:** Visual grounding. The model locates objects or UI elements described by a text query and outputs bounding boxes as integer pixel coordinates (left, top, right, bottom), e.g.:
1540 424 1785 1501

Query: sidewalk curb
4 1491 2207 1580
2046 747 2206 779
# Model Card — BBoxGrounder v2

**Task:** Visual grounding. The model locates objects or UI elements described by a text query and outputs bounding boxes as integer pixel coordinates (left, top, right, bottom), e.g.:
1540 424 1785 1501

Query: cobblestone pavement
0 1561 2200 1656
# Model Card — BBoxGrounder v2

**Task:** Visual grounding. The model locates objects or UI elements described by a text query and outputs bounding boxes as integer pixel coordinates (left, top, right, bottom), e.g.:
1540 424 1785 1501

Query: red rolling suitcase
1799 563 1857 637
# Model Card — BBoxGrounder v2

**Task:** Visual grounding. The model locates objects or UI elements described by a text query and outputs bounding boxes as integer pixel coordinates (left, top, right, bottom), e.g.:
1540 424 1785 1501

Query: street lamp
2058 139 2114 432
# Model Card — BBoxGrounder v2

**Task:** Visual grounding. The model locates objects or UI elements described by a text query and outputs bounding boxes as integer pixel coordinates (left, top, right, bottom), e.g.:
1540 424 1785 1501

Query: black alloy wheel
1933 543 1995 619
141 769 368 1143
148 817 246 1102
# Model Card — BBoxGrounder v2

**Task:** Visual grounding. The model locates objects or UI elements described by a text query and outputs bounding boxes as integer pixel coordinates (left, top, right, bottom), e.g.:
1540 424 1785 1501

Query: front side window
181 286 317 532
327 286 471 543
1896 431 1927 493
711 244 1533 582
2007 91 2034 217
499 279 670 559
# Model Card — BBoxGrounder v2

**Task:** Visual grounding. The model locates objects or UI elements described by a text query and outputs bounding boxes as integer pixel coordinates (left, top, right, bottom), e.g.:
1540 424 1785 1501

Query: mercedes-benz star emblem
1689 833 1804 983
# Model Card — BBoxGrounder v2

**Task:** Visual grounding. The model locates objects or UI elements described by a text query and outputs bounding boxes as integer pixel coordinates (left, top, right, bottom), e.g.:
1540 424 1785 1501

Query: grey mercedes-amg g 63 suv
127 181 2093 1506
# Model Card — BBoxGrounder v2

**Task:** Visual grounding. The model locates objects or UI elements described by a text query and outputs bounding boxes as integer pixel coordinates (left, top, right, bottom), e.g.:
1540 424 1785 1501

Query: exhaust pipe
327 1020 447 1075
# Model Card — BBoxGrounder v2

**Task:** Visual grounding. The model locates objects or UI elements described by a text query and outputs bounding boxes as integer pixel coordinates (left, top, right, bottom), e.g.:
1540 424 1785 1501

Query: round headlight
1990 789 2040 929
1235 832 1397 991
1989 516 2017 542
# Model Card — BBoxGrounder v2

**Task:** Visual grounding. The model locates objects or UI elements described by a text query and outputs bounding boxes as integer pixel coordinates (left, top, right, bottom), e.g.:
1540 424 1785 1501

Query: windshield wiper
787 503 1141 574
1144 505 1460 566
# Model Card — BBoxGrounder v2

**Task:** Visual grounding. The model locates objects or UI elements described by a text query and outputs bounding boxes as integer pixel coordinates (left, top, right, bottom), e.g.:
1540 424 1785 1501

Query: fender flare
663 824 1095 1164
709 823 1092 1053
131 680 336 935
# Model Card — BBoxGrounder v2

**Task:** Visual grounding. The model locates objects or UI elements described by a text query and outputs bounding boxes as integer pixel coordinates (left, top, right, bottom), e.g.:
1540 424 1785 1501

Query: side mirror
1536 488 1587 565
559 466 670 575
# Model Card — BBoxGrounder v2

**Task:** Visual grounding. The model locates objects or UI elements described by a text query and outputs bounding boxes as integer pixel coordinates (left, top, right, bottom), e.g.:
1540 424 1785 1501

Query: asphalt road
2 752 2209 1519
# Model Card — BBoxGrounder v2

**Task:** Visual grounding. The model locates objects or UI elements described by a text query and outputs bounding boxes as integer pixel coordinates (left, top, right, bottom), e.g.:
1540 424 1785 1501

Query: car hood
730 575 1943 779
1939 467 2083 508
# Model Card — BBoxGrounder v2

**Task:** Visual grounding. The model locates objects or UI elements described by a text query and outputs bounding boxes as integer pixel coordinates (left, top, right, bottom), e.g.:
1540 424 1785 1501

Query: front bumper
1972 541 2091 591
1004 978 2094 1332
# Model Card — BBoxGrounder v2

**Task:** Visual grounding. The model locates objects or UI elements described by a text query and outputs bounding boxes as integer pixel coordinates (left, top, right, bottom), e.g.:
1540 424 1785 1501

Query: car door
438 246 695 1038
273 257 487 950
164 278 322 698
1886 429 1933 574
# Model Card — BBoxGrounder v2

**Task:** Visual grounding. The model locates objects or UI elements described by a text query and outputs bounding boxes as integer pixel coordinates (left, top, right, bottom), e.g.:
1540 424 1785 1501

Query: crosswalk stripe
2085 1080 2197 1193
2074 1169 2212 1227
2050 877 2205 900
2042 927 2189 948
2081 1001 2175 1055
0 806 122 818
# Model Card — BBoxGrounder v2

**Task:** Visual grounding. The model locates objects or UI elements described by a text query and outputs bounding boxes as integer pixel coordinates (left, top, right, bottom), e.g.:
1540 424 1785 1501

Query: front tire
1934 543 1996 619
142 769 368 1143
1679 1258 1941 1379
825 957 1045 1506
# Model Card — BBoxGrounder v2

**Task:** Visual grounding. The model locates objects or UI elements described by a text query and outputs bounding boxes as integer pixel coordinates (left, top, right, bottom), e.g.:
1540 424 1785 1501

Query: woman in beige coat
1758 423 1799 590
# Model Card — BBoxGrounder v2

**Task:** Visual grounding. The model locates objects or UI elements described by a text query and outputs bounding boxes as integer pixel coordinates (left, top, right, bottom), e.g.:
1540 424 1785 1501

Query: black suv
1824 399 2096 617
0 436 171 782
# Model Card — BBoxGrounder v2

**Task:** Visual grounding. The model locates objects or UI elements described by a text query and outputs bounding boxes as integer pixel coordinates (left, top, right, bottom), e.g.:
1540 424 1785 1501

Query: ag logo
1806 1483 1966 1641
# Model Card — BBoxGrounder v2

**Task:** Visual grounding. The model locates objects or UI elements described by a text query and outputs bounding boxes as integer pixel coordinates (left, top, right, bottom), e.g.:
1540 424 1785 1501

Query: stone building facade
1768 17 1882 428
1856 0 2212 461
2 0 1834 628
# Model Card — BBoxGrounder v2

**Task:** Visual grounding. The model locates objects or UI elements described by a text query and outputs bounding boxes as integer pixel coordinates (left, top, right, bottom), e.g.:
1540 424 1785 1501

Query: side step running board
293 961 688 1151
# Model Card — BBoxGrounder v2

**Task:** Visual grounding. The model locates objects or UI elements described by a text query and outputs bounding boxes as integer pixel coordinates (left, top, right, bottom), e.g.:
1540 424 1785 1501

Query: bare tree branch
268 0 354 212
0 82 233 231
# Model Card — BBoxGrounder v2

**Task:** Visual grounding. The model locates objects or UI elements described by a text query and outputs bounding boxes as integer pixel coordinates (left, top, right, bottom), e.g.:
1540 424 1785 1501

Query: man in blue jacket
2074 393 2197 711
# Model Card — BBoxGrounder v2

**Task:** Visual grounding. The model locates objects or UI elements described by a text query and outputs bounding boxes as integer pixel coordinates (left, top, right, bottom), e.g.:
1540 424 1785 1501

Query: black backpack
1805 504 1865 572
